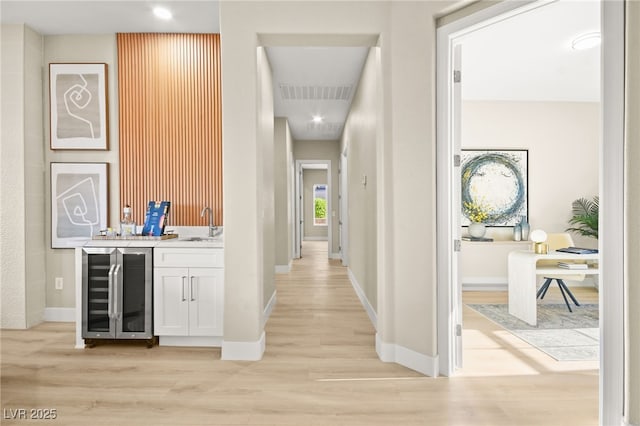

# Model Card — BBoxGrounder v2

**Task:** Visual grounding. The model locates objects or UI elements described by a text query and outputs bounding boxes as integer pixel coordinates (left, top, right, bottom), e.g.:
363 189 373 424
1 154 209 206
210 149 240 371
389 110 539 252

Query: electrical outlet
55 277 63 290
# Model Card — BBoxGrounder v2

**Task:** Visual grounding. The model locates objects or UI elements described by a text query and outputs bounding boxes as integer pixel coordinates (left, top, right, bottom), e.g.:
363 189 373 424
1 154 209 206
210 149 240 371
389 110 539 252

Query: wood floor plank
0 241 598 425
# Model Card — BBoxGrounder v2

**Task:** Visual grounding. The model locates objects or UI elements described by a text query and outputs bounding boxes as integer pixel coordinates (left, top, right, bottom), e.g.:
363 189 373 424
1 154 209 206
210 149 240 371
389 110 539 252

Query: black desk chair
536 233 585 312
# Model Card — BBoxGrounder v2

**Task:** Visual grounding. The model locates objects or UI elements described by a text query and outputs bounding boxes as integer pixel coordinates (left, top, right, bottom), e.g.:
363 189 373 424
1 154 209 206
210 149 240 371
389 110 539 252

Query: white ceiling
0 1 220 34
462 0 600 102
266 46 369 140
1 0 601 140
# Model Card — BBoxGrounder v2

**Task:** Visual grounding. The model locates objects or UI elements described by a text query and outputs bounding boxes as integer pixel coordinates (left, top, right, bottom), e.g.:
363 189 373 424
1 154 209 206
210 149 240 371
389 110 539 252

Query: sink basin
181 236 220 242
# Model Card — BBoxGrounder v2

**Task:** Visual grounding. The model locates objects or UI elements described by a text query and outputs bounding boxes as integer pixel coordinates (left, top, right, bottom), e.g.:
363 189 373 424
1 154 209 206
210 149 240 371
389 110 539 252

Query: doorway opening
437 0 625 422
295 160 332 259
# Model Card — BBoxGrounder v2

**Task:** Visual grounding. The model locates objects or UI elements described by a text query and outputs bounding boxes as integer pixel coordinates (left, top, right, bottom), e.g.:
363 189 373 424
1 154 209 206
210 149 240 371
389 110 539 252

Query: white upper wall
462 100 600 247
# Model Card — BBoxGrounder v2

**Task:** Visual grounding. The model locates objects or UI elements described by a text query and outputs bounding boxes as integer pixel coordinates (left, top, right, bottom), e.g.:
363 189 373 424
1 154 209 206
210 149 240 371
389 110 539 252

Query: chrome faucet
200 206 215 237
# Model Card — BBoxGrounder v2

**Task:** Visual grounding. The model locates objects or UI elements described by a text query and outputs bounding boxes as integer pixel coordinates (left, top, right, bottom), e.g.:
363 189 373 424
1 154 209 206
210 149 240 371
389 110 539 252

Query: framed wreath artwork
461 149 528 227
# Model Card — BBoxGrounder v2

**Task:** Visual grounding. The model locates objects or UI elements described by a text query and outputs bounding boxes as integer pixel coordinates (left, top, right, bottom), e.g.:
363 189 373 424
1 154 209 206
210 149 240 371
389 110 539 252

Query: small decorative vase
513 224 522 241
468 222 486 238
519 216 530 240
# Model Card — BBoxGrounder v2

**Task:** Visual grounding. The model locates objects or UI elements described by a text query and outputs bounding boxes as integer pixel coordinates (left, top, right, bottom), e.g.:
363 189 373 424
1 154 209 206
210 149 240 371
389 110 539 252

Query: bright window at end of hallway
313 184 327 226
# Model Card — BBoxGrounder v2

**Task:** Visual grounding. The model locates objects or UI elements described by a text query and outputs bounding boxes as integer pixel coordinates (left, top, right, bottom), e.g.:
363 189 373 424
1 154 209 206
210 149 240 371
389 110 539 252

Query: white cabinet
153 248 224 346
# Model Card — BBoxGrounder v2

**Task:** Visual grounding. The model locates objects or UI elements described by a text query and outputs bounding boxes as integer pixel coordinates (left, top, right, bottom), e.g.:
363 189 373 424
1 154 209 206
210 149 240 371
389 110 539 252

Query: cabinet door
153 268 190 336
188 268 224 336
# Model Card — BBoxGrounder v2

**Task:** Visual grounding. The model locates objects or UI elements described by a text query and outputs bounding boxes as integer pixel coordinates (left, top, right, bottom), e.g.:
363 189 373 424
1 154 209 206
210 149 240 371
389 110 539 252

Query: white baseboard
347 268 377 329
329 252 341 260
221 331 265 361
462 282 507 291
43 307 75 322
303 236 328 241
159 336 222 347
376 333 438 377
262 291 277 328
275 262 292 273
462 277 598 292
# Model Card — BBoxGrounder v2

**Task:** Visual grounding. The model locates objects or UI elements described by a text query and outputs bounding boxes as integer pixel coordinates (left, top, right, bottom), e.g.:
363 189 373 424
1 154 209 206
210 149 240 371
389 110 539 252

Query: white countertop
84 226 224 248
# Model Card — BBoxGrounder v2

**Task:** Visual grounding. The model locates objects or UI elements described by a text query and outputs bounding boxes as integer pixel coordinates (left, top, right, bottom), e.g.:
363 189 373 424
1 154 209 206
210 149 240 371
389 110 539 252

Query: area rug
467 303 599 361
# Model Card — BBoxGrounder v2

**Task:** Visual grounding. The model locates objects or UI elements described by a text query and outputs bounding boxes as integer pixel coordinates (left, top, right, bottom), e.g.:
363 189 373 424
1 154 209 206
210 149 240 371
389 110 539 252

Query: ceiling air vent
306 122 343 134
279 84 352 101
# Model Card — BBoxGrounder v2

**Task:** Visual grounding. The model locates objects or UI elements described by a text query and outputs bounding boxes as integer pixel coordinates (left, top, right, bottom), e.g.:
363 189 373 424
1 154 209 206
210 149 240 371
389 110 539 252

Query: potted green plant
566 196 599 239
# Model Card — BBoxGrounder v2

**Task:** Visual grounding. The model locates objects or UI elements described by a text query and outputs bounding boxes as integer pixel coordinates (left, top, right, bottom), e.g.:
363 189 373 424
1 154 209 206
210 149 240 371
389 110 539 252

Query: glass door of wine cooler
82 248 117 338
116 248 152 339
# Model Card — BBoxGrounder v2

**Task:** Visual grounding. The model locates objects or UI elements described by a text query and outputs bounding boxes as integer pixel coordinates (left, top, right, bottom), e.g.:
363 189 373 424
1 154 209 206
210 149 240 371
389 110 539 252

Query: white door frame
436 1 625 423
294 159 332 258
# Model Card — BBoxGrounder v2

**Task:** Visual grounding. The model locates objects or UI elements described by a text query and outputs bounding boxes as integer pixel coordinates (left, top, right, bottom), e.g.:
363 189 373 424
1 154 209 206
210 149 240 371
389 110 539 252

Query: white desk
507 250 599 326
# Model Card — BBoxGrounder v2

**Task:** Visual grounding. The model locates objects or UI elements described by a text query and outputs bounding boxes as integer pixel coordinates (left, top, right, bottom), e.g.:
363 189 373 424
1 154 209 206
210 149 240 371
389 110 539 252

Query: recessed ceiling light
153 7 173 20
571 32 601 50
312 115 323 124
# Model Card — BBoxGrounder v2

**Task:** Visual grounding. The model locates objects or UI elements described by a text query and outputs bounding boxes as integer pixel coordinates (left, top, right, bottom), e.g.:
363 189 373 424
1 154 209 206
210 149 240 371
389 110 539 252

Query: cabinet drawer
154 248 224 268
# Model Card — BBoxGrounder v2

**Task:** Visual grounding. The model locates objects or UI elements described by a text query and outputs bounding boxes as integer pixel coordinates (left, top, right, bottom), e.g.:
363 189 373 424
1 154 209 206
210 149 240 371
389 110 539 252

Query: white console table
507 250 599 326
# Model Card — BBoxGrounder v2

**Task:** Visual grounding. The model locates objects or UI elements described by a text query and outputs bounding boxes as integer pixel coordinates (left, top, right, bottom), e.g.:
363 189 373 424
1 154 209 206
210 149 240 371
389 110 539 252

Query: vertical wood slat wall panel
117 33 222 227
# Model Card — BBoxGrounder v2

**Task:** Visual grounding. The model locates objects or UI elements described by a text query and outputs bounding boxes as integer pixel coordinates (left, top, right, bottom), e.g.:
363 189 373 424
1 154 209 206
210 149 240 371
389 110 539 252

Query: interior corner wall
625 0 640 422
274 117 293 268
388 2 442 359
43 35 120 312
1 24 45 328
293 140 340 254
341 46 378 313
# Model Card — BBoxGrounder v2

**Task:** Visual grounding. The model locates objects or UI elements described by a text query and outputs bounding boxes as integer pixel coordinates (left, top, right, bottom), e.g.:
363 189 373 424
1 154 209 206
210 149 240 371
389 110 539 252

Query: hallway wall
625 1 640 422
341 47 378 314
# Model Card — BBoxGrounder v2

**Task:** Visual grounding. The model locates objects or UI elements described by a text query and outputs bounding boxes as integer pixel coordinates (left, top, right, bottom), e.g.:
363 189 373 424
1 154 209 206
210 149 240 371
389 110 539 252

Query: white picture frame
49 63 109 150
51 162 109 248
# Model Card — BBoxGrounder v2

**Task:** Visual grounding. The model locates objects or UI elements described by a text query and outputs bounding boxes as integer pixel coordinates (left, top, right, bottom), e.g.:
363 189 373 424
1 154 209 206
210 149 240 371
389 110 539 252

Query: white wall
274 117 293 269
260 48 276 313
43 35 120 311
1 24 45 328
626 1 640 422
460 100 600 285
341 47 378 312
220 14 269 353
387 3 443 363
462 100 600 245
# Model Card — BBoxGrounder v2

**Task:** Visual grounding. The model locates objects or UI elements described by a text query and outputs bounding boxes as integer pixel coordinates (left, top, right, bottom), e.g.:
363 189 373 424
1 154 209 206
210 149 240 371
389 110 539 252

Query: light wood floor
1 241 598 425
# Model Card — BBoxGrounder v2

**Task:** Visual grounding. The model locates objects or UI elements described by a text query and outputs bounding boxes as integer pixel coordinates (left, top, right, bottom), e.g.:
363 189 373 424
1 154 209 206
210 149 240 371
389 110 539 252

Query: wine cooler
82 247 153 345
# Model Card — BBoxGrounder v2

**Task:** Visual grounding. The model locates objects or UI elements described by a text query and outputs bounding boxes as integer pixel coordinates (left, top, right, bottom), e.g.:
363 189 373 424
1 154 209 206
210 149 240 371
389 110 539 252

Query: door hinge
454 70 461 83
456 324 462 336
454 239 461 252
453 154 461 167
